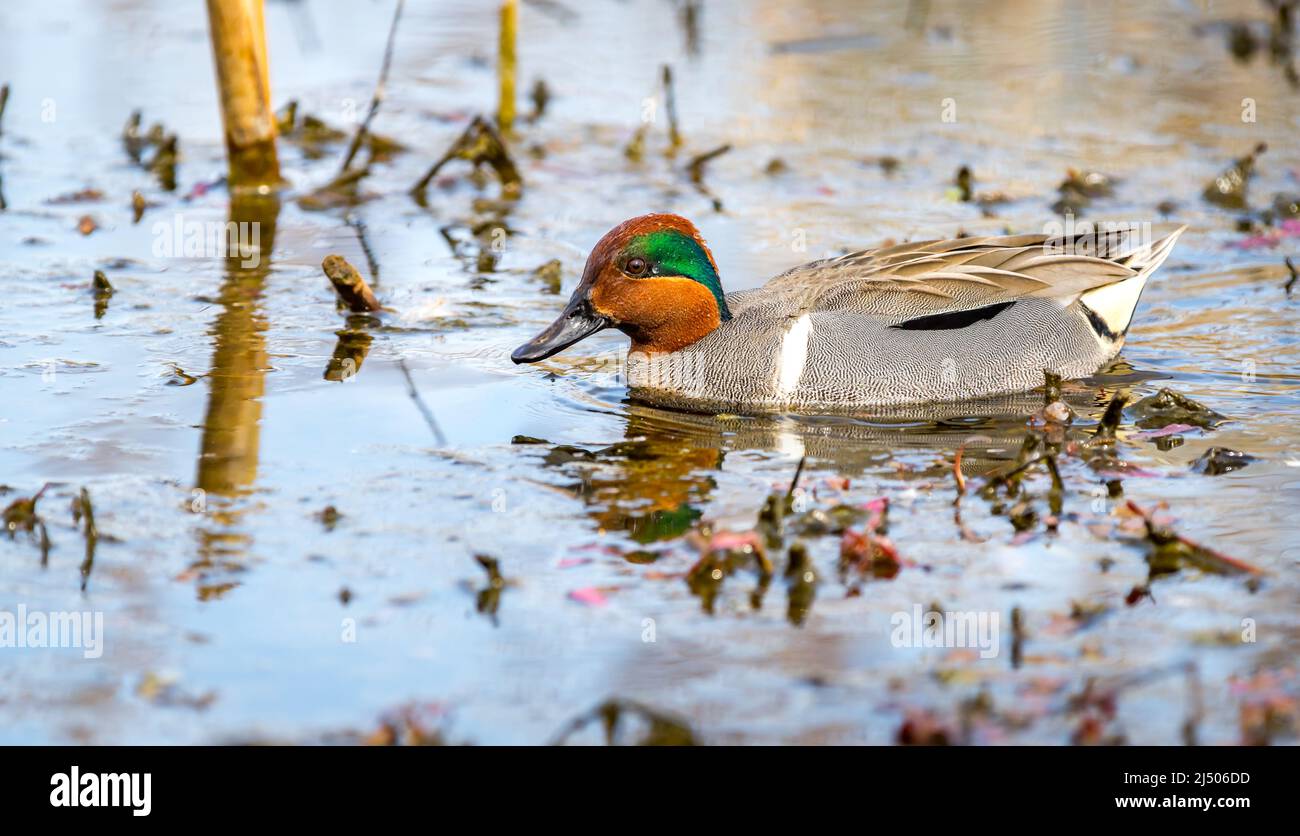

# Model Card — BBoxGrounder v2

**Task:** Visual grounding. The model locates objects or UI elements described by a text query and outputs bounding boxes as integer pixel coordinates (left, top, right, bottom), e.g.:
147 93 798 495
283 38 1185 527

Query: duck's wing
762 228 1184 324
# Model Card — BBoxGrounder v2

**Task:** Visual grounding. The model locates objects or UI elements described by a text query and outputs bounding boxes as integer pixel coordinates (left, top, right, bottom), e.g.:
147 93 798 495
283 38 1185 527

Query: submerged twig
340 0 404 174
397 359 447 446
1285 256 1297 295
687 143 731 184
784 455 807 504
345 214 381 284
952 443 986 543
687 143 731 211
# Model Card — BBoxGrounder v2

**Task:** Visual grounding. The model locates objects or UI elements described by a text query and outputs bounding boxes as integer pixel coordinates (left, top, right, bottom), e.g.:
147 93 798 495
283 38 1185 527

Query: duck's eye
625 257 648 276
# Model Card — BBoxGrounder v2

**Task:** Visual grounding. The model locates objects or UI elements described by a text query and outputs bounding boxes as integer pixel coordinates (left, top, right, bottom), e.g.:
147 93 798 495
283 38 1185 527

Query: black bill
511 298 611 364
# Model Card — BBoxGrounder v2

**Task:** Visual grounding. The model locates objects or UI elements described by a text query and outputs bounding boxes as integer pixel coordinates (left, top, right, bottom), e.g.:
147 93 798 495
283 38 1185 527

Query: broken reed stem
322 255 381 312
1092 391 1129 441
206 0 281 189
661 65 682 152
79 487 98 591
340 0 405 174
410 116 521 198
688 143 731 183
0 83 9 136
398 359 448 446
784 455 807 502
498 0 518 134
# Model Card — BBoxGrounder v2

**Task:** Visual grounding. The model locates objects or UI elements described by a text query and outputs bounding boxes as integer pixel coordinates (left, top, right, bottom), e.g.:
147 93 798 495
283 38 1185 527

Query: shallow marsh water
0 0 1298 744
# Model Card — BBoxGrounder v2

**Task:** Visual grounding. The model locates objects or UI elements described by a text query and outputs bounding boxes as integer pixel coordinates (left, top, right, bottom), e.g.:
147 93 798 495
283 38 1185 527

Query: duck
511 213 1186 414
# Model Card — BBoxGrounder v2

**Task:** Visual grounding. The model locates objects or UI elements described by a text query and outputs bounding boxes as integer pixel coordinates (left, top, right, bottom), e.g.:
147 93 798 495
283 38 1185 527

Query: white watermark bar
890 604 999 659
151 212 262 268
0 605 104 659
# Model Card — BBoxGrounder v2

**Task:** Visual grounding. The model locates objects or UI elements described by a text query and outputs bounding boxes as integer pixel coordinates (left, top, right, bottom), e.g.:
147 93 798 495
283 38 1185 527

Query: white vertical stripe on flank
776 314 812 400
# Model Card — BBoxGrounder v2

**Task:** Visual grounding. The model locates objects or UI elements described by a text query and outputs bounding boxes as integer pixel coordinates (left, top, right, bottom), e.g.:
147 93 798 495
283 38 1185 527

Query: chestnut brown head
511 213 729 363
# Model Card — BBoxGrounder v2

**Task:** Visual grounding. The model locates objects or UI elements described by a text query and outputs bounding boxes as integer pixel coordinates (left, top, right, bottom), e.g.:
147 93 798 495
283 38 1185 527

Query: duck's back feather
627 227 1186 412
758 228 1183 325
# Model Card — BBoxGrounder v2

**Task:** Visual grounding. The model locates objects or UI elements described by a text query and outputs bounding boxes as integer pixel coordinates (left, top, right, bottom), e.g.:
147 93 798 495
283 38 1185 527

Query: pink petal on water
568 587 608 606
1095 467 1162 479
1133 423 1197 439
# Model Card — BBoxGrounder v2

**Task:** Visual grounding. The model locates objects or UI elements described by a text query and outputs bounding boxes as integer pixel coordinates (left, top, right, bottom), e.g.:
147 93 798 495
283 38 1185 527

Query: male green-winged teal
511 214 1186 413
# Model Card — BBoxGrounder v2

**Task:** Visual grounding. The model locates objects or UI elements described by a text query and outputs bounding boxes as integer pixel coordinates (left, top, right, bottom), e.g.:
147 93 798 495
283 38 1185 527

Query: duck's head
511 213 730 364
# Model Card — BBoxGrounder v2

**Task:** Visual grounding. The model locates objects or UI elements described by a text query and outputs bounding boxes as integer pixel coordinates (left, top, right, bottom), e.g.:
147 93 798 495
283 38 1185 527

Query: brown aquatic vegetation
1203 142 1266 210
91 270 114 319
3 485 52 563
321 255 381 312
1125 500 1262 577
410 116 521 201
551 698 696 746
1129 388 1226 430
73 487 99 591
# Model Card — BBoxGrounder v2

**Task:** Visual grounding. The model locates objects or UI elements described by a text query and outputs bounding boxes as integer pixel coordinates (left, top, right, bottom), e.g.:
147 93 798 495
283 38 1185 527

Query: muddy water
1 0 1297 744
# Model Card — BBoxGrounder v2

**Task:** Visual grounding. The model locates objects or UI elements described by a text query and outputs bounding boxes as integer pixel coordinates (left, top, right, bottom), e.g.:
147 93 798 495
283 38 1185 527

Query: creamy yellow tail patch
1079 226 1185 336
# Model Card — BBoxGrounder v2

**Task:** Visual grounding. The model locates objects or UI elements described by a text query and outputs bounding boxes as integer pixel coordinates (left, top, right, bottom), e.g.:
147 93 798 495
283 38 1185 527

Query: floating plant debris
1127 501 1262 577
91 269 115 319
299 167 372 211
528 78 551 122
131 189 147 223
685 528 769 613
1190 447 1256 476
1203 143 1266 210
3 483 49 540
531 258 563 294
784 542 816 626
474 554 506 621
315 505 342 530
411 116 522 202
953 165 973 202
321 255 381 312
1130 388 1226 430
552 699 697 746
75 487 99 591
1052 168 1115 215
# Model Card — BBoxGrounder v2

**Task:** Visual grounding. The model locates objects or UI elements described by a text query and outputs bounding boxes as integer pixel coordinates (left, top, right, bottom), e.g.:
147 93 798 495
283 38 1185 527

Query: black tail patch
889 300 1015 331
1079 301 1122 341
